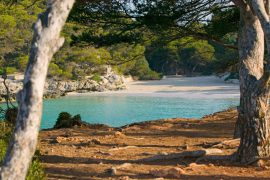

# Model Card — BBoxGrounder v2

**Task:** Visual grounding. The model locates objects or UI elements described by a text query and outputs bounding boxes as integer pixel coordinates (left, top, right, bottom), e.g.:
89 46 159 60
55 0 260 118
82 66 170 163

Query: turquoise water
39 95 239 129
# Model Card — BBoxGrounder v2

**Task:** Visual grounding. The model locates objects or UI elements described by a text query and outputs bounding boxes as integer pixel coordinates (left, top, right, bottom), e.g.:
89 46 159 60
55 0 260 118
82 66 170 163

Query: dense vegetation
0 0 238 80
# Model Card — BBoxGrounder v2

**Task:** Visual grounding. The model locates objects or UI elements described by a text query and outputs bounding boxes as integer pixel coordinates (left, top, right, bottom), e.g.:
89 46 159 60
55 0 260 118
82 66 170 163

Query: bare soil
39 109 270 179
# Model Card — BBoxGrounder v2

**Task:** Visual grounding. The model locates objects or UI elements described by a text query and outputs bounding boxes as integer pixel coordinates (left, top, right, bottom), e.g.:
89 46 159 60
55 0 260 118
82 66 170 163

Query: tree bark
234 4 264 139
233 0 270 163
0 0 74 179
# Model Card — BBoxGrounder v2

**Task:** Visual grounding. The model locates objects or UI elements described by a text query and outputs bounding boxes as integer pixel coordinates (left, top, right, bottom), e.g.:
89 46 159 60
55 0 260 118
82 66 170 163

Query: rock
114 131 125 137
159 152 168 156
116 163 132 169
0 65 126 102
91 139 101 145
55 136 65 143
219 72 231 81
107 167 117 176
254 159 265 167
119 176 129 180
150 167 185 178
167 167 186 177
188 162 207 169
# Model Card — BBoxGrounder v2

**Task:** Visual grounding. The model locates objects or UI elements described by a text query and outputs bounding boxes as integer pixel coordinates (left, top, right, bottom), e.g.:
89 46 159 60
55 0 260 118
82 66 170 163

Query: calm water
39 95 239 129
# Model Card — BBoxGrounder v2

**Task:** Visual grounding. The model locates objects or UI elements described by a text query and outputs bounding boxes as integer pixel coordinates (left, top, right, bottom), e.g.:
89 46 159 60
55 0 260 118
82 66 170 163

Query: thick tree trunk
234 7 264 139
0 0 74 179
234 2 270 163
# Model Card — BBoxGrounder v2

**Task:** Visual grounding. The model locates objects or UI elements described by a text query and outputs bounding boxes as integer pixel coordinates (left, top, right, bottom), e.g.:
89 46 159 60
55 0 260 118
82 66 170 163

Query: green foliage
0 0 238 80
54 112 84 129
129 58 162 80
91 74 102 82
17 55 29 71
146 37 215 75
0 0 45 68
26 159 46 180
0 121 12 162
0 15 16 37
48 63 63 78
5 67 17 74
206 8 239 38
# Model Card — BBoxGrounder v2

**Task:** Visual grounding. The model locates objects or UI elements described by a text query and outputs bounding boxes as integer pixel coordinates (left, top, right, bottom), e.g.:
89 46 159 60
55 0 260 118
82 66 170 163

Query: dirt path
39 109 270 179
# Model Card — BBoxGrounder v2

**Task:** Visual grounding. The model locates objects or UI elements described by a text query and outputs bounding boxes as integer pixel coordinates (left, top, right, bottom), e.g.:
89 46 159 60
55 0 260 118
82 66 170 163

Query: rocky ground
38 109 270 180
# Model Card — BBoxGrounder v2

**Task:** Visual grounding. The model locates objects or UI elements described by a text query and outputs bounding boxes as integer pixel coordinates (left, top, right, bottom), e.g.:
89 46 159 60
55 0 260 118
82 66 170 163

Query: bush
48 63 63 78
5 67 17 74
54 112 85 129
5 107 18 125
128 58 162 80
91 74 102 82
138 70 162 80
26 159 46 180
0 68 4 75
17 55 29 71
61 71 73 80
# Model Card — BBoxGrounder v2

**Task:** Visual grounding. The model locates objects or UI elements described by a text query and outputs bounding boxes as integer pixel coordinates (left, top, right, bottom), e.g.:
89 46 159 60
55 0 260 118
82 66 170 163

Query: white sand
68 76 240 99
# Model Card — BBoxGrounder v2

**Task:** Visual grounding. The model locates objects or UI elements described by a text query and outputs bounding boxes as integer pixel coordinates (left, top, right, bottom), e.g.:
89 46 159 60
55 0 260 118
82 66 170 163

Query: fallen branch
137 148 223 162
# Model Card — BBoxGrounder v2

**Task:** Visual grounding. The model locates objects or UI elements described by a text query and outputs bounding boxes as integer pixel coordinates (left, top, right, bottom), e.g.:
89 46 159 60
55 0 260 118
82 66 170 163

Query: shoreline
67 75 240 99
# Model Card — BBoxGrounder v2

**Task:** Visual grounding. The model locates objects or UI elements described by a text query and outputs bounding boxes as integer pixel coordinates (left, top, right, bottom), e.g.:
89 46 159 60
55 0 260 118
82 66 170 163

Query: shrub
61 71 73 80
26 159 46 180
54 112 84 129
5 107 18 125
18 55 29 71
54 112 72 129
138 70 162 80
0 68 4 75
48 63 63 78
91 74 102 82
5 67 17 74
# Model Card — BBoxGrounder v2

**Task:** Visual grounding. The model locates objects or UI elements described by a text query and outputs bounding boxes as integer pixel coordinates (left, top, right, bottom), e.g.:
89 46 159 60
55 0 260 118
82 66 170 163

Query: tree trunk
0 0 74 179
234 6 264 139
234 2 270 163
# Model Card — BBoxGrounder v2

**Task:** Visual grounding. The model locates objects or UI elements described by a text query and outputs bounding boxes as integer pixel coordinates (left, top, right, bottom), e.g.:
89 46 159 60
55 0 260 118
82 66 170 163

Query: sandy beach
68 76 240 99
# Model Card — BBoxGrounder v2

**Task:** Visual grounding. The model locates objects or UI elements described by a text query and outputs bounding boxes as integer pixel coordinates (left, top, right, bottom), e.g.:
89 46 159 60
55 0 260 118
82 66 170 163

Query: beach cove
41 76 240 129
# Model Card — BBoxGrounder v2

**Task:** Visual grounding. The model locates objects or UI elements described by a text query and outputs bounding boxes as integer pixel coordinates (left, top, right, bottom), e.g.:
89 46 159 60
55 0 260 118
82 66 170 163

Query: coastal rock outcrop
0 67 126 102
217 72 239 84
